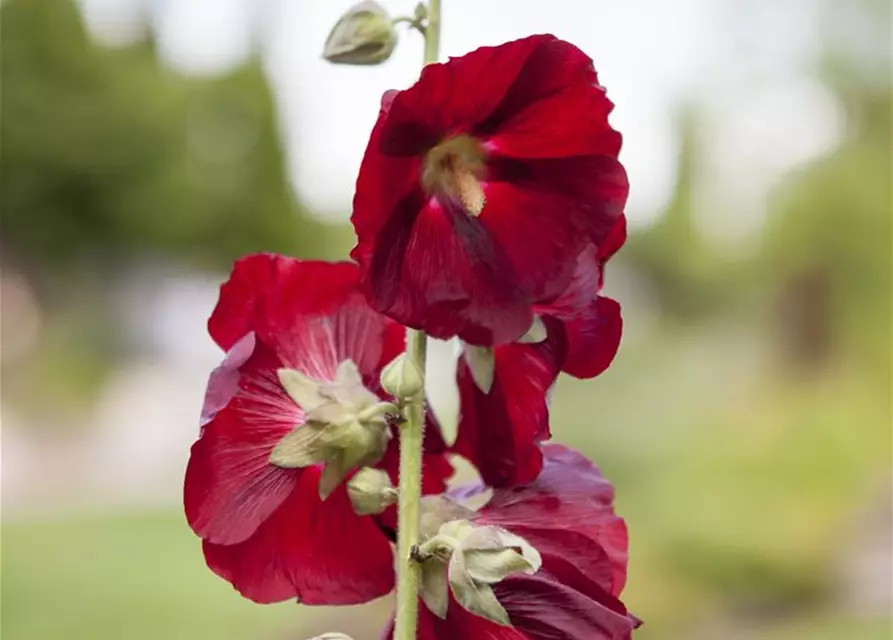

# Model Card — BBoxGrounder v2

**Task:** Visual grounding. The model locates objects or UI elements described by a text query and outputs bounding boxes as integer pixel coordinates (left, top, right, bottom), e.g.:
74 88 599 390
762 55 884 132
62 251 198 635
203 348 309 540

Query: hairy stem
393 4 440 638
393 329 429 640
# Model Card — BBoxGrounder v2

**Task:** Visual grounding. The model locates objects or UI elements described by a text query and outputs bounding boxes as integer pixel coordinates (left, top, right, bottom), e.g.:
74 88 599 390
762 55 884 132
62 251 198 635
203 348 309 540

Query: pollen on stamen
450 167 486 217
422 134 488 218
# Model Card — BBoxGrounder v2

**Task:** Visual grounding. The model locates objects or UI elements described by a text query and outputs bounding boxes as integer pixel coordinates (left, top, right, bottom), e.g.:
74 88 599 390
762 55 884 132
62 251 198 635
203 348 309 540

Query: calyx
414 504 542 625
270 360 397 499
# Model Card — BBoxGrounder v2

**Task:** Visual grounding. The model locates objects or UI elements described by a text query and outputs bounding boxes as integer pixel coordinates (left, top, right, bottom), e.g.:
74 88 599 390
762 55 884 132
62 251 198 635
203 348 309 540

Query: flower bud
323 1 397 66
347 468 397 516
380 353 424 400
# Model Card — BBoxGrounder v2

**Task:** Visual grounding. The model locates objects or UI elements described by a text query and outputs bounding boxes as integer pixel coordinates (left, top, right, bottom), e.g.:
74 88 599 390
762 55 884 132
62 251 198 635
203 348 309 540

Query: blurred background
1 0 890 638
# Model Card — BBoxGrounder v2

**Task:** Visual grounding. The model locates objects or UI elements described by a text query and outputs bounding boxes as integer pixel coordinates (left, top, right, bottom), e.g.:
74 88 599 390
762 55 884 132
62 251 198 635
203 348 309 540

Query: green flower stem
393 329 429 640
423 0 441 66
393 5 440 638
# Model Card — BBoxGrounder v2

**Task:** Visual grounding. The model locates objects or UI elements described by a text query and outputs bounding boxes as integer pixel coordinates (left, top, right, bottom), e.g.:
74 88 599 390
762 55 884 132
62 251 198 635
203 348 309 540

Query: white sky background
78 0 851 246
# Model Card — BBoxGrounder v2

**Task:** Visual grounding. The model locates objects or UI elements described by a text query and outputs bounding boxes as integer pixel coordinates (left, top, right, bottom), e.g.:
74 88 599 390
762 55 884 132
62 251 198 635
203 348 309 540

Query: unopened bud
380 353 424 400
347 468 397 515
323 1 397 66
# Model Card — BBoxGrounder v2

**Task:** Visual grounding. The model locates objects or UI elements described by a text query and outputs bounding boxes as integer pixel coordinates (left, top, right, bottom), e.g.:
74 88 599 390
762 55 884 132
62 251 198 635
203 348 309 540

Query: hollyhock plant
381 444 640 639
351 33 629 346
184 254 453 604
453 214 627 487
184 3 639 639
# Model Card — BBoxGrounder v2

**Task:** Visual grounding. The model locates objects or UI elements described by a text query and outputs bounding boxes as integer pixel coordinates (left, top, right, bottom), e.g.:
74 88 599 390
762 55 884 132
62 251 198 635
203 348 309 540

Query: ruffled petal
200 332 257 426
185 340 302 545
536 245 623 379
475 36 597 137
561 296 622 379
489 154 627 250
493 574 639 639
479 444 629 596
380 35 565 156
203 466 395 605
208 255 392 385
453 320 567 487
598 213 627 263
352 35 627 344
483 43 620 160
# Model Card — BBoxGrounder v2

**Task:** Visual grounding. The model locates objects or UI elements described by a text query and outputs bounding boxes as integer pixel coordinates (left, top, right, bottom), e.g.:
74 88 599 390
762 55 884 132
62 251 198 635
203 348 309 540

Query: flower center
421 134 487 217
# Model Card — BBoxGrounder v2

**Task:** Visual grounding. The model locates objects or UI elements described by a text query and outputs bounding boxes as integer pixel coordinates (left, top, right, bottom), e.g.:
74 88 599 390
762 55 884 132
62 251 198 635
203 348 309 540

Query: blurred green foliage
0 0 347 280
1 0 353 413
565 14 891 633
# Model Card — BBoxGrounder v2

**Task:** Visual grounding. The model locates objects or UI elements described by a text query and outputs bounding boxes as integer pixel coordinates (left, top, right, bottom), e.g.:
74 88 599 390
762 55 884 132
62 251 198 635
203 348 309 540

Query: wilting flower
352 34 628 346
452 215 627 487
184 255 452 604
384 444 640 639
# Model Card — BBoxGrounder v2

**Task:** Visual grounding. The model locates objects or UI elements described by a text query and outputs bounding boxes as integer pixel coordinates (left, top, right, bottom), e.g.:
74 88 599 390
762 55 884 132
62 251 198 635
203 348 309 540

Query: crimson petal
185 341 301 545
479 444 629 596
203 466 394 605
493 574 639 640
208 254 391 384
381 35 566 156
453 320 567 487
354 192 533 345
536 245 623 379
390 576 637 640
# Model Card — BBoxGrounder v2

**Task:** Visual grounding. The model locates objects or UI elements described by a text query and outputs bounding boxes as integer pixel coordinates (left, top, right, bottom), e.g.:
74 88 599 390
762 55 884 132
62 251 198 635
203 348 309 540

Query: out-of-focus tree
622 111 740 321
0 0 350 416
763 70 891 383
0 0 342 287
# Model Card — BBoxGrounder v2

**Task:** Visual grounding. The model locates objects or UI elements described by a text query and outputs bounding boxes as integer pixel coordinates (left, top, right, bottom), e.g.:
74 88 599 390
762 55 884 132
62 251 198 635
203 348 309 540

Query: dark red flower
352 34 628 346
184 254 453 604
450 214 626 487
383 444 640 639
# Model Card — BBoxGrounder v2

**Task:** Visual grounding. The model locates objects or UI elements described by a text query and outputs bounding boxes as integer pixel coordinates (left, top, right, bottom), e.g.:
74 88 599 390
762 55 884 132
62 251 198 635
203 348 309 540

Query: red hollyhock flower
184 254 453 604
452 216 626 487
383 444 640 639
534 213 626 379
352 34 628 346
